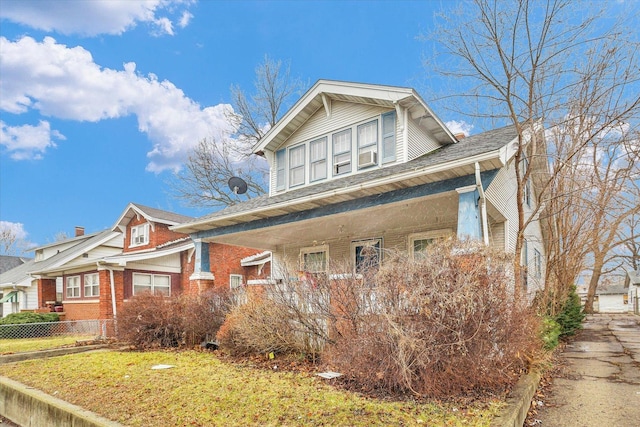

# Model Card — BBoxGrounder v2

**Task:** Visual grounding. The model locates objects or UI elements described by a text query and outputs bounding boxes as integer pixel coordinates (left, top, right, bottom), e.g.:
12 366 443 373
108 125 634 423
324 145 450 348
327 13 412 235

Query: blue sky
0 0 470 250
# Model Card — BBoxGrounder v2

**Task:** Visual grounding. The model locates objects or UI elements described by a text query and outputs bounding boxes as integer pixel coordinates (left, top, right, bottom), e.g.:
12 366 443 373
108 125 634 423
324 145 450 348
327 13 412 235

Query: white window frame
84 273 100 298
408 229 452 260
130 223 150 247
289 144 306 187
309 137 327 182
357 119 378 169
351 238 382 273
332 128 352 176
230 274 243 290
66 276 81 299
275 148 286 190
132 273 171 296
381 111 396 163
300 245 329 273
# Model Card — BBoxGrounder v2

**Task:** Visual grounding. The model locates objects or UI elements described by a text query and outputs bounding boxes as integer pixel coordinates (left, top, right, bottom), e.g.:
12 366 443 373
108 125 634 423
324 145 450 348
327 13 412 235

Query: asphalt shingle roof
0 255 31 275
131 203 194 224
184 124 518 225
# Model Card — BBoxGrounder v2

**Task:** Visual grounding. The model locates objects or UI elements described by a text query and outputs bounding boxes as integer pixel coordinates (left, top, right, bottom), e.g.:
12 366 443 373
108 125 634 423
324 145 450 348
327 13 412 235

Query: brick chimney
75 226 85 237
454 133 466 140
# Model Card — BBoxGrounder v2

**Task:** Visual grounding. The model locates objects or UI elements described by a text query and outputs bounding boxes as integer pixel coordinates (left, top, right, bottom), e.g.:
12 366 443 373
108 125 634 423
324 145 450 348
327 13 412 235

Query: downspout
475 162 490 246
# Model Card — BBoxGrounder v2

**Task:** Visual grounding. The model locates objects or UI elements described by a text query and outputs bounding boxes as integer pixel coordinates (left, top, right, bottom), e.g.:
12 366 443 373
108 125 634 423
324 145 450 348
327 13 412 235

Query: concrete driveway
535 314 640 427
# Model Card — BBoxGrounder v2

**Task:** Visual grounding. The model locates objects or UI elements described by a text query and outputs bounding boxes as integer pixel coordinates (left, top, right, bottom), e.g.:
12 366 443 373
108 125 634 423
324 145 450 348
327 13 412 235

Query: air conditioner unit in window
358 151 377 167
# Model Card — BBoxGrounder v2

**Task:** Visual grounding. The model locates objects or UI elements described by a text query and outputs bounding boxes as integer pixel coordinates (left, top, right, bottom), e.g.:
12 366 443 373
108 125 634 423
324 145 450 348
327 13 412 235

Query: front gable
260 80 457 197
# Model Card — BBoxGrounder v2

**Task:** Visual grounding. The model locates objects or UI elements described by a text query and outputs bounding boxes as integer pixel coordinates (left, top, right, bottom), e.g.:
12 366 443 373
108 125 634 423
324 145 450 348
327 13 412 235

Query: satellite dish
228 176 248 195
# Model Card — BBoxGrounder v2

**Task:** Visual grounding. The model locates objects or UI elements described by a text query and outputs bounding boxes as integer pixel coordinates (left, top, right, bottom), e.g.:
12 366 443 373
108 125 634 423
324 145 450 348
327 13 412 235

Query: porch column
189 238 215 293
456 186 482 240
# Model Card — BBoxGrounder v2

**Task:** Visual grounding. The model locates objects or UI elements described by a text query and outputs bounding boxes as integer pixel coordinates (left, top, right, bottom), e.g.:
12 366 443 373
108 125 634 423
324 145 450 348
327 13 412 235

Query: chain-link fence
0 319 114 340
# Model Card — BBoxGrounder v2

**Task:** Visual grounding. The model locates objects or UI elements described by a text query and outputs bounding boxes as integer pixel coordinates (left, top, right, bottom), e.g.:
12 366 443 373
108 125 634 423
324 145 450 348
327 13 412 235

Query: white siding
124 253 182 274
406 117 441 161
489 221 506 251
279 101 390 150
598 294 628 313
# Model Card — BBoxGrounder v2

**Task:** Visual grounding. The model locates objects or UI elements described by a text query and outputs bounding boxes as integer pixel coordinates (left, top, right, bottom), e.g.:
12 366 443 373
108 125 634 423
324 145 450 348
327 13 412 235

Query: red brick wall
208 244 263 292
123 216 188 252
180 250 196 294
37 278 56 308
99 269 124 320
63 302 100 321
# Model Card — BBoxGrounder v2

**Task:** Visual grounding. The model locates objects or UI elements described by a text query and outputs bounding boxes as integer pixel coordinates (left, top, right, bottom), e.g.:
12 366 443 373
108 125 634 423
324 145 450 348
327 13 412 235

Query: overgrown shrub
324 241 541 398
554 285 585 338
117 288 231 349
540 317 562 350
0 312 60 339
218 240 542 398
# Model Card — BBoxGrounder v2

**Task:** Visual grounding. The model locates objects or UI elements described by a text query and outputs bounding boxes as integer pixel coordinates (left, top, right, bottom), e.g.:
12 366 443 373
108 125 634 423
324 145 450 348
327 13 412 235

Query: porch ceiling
204 192 460 250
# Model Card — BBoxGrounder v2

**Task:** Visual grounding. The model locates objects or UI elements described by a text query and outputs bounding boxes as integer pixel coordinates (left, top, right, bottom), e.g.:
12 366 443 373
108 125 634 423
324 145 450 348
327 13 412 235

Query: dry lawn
0 350 502 426
0 335 95 355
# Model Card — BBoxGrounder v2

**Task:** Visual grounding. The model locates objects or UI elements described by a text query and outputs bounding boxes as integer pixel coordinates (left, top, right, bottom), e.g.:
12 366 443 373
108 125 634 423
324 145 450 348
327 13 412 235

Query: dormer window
130 223 149 247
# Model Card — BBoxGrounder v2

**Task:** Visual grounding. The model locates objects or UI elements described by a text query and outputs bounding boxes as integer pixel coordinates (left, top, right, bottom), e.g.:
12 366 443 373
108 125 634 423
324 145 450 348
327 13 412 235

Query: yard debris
316 371 342 379
151 364 175 370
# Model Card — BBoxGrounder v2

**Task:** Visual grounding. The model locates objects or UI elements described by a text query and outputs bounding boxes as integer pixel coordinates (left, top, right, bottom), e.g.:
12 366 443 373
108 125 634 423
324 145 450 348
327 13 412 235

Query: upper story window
357 120 378 169
274 112 396 192
333 129 352 176
310 137 327 182
130 223 150 247
289 144 306 187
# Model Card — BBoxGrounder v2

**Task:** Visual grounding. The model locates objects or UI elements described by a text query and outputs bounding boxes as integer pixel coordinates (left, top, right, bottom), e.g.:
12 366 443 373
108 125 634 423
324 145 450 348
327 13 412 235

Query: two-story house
174 80 547 296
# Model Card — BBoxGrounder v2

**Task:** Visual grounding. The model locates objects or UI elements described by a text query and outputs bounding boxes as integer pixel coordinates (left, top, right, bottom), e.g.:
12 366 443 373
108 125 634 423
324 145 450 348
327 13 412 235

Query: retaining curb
0 376 124 427
491 370 541 427
0 345 109 365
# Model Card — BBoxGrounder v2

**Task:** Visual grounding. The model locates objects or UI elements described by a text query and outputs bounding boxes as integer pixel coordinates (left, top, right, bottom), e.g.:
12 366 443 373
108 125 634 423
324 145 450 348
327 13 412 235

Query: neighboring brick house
2 203 265 320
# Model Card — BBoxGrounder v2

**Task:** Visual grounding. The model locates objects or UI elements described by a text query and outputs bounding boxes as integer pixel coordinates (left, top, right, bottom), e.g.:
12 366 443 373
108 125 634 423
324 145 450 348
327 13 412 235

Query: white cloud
0 221 28 241
0 120 64 160
0 36 235 172
0 0 195 37
445 120 473 137
179 11 193 28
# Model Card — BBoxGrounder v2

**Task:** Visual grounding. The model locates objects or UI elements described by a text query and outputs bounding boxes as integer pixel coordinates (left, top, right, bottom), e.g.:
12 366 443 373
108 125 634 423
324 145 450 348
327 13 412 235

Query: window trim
332 128 352 176
309 136 328 182
408 229 452 260
66 275 81 299
132 272 171 296
130 223 150 247
288 143 306 188
229 274 243 290
381 111 396 163
300 245 329 273
351 238 383 273
84 273 100 298
357 119 378 169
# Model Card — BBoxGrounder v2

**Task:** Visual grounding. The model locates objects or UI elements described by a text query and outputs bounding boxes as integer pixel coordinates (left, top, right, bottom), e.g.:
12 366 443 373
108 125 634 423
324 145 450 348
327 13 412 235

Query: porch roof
174 124 517 235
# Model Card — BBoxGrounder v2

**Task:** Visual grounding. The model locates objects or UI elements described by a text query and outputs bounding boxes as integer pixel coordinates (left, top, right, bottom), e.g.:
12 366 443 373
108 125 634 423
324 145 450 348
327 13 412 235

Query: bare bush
118 288 231 349
325 241 541 397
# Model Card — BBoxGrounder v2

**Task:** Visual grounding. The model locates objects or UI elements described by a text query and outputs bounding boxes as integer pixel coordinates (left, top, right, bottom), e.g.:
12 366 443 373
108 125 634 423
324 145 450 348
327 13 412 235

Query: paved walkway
535 314 640 427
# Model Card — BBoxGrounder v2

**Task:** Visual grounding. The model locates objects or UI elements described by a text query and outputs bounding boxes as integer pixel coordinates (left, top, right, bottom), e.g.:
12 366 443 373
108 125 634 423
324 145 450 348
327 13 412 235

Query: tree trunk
583 253 605 314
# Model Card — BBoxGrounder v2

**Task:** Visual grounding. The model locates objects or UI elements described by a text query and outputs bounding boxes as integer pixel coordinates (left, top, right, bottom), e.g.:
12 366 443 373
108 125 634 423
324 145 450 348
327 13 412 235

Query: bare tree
431 0 640 300
0 221 30 255
170 56 305 209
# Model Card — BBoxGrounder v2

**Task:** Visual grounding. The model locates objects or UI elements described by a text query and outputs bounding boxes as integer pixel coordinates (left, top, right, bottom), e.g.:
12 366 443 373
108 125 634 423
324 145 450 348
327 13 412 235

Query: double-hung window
276 149 286 190
300 245 329 273
130 223 149 247
352 239 382 273
66 276 80 298
408 230 451 260
133 273 171 296
289 144 305 187
84 273 99 298
229 274 243 290
309 137 327 182
381 111 396 163
333 129 352 175
357 120 378 169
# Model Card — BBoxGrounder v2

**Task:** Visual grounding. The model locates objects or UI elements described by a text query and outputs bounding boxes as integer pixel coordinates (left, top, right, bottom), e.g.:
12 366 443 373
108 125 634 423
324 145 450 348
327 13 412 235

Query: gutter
475 162 490 246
